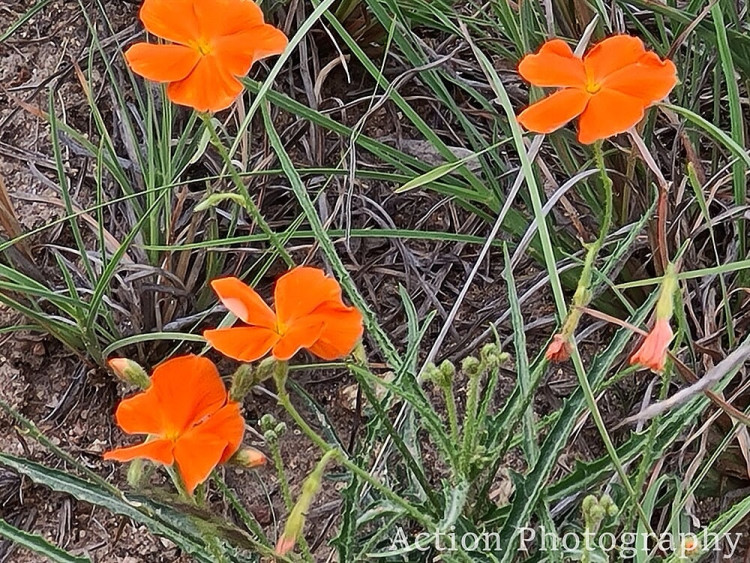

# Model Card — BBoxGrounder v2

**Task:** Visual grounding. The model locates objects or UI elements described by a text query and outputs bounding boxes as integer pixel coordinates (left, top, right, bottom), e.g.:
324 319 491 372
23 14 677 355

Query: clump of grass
0 0 749 562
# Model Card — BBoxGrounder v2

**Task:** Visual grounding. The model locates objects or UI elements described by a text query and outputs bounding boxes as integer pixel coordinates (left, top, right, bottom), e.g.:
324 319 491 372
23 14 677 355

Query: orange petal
125 43 200 83
246 24 289 63
139 0 201 45
205 402 245 464
114 386 165 436
517 88 590 134
577 89 644 144
213 24 288 77
173 402 245 493
173 433 226 494
210 33 255 78
274 267 344 326
193 0 265 38
518 39 586 88
166 56 244 112
104 438 174 465
210 277 276 328
150 355 228 434
272 317 326 361
583 35 647 84
601 52 677 105
307 303 364 360
203 327 281 362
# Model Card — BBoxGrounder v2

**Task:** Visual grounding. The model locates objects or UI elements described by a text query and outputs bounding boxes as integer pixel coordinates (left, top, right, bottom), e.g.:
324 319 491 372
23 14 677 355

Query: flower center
190 38 213 56
585 80 602 94
276 320 287 336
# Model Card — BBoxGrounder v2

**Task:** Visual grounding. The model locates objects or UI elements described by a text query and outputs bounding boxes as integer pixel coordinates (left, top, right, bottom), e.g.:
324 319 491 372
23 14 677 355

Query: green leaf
0 518 90 563
662 103 750 168
102 333 207 357
395 141 504 193
0 453 260 563
489 293 658 561
710 3 746 257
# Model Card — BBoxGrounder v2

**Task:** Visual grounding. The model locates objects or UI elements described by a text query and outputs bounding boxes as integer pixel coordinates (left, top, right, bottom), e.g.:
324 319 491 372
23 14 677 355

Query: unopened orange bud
545 334 571 363
229 447 267 468
679 534 700 557
107 358 150 389
275 535 296 556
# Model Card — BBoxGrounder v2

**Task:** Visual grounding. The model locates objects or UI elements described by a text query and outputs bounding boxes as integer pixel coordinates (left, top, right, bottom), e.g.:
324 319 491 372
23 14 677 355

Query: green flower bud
253 357 277 384
599 494 615 511
272 360 289 391
194 192 245 212
108 358 150 389
423 362 441 384
582 494 598 515
588 505 605 524
424 360 456 389
480 343 500 365
262 416 287 443
260 414 278 433
679 535 700 557
438 360 456 381
352 341 368 365
127 459 144 488
229 364 254 402
461 356 481 377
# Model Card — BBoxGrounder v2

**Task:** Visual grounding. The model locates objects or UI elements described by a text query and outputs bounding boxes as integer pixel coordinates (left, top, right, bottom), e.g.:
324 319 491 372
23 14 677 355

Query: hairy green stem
555 142 613 344
166 465 193 504
443 386 460 446
212 474 269 545
460 371 482 474
272 361 436 529
567 143 655 536
201 114 293 266
269 440 293 511
267 433 314 562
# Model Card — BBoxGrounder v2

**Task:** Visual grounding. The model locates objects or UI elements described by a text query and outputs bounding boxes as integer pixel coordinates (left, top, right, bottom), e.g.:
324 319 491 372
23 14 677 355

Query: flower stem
442 386 460 445
593 141 614 247
212 474 269 545
460 370 482 474
268 437 314 562
201 114 293 266
554 141 614 345
166 465 193 503
568 145 656 536
272 361 435 529
269 441 293 511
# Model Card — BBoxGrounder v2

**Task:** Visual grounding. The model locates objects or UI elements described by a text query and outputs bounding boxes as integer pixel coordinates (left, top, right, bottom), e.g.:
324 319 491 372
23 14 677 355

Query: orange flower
125 0 288 112
204 267 364 362
517 35 677 143
104 355 245 493
629 318 673 372
545 334 571 362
